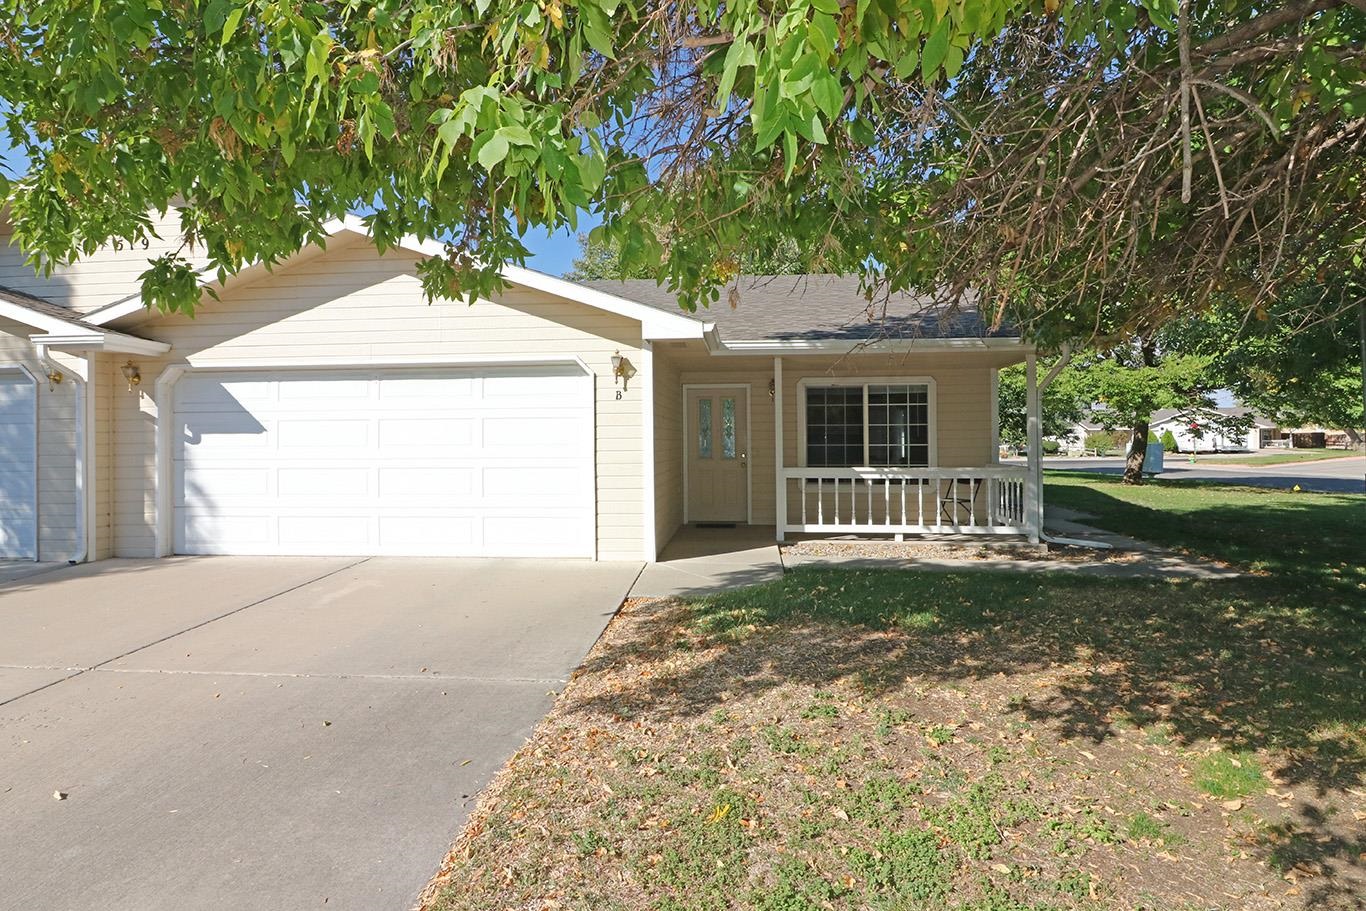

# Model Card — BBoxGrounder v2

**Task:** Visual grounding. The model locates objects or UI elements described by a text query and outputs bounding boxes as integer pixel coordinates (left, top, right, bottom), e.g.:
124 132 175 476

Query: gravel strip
782 539 1143 563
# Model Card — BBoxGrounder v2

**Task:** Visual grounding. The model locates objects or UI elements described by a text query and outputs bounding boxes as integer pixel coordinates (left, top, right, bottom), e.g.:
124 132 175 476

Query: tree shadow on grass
1044 476 1366 595
571 566 1364 904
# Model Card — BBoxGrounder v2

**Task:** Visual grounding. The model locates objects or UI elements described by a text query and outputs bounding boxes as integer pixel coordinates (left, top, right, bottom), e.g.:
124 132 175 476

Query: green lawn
1213 449 1363 467
425 478 1364 911
1045 472 1362 594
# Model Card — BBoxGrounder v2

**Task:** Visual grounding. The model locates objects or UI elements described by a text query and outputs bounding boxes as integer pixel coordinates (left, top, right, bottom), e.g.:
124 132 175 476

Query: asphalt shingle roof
580 274 1017 341
0 285 110 332
1151 406 1278 428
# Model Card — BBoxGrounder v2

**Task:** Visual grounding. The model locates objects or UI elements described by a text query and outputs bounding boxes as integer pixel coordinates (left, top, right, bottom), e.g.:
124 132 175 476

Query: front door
686 386 748 522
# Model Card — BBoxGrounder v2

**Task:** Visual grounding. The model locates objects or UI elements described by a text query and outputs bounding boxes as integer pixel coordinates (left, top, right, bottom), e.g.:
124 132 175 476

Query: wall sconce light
768 378 775 399
610 351 636 390
120 360 142 392
45 368 64 391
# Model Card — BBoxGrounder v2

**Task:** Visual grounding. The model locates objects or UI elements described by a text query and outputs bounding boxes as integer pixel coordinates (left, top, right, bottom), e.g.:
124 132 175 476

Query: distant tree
1071 341 1242 483
566 229 809 282
996 362 1088 450
1178 289 1366 445
1160 429 1179 453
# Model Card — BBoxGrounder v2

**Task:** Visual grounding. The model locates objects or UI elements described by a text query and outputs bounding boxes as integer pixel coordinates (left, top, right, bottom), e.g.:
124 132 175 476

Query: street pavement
1041 454 1366 495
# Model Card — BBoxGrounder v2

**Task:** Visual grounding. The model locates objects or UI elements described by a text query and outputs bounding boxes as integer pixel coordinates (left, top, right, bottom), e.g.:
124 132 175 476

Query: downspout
34 343 90 564
1033 345 1112 549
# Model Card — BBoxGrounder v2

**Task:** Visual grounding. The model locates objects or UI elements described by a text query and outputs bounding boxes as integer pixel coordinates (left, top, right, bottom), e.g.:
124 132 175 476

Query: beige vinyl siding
0 208 208 314
658 347 1024 526
0 319 81 561
651 348 684 553
92 353 115 559
108 241 645 560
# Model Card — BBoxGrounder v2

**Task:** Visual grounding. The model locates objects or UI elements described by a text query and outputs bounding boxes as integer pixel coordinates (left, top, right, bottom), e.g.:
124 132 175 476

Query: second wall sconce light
120 361 141 392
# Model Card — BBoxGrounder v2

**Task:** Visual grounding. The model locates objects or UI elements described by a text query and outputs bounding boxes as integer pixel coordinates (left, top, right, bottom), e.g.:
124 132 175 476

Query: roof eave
709 336 1031 355
30 331 171 356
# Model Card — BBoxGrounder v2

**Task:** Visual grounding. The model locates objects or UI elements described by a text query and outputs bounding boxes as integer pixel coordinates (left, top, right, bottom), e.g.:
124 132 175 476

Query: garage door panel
378 516 475 549
378 417 474 448
177 514 273 552
173 367 594 557
178 466 272 504
379 375 475 398
277 467 369 498
0 372 37 560
277 378 369 401
483 416 583 449
278 515 371 547
277 419 370 449
378 467 474 498
174 377 275 407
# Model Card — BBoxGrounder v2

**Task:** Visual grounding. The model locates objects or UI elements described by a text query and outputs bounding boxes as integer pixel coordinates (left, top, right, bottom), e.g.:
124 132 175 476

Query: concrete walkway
631 525 784 598
0 556 639 911
632 519 1237 598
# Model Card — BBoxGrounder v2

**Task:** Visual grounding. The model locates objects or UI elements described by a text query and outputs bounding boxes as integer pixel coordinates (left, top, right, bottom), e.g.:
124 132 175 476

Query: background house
1149 407 1277 452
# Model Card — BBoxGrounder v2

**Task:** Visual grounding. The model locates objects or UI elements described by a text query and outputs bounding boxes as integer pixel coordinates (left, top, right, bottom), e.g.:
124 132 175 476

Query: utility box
1145 441 1165 474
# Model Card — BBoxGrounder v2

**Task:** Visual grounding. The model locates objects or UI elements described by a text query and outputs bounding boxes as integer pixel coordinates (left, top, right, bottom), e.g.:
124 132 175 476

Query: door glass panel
721 397 736 459
697 398 713 458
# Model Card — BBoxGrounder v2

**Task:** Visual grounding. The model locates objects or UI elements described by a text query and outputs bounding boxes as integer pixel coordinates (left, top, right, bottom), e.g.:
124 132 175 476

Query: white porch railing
780 466 1030 536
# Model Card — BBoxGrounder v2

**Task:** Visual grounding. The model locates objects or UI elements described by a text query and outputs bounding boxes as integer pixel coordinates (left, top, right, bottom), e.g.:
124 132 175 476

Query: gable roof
0 285 169 355
82 217 711 342
1 285 109 331
581 274 1018 342
1151 406 1277 429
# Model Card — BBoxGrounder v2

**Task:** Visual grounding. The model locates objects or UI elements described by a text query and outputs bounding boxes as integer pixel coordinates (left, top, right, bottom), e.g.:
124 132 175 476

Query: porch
650 344 1047 555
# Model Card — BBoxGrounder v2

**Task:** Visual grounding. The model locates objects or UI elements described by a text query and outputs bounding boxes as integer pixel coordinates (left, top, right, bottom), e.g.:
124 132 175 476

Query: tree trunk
1357 300 1365 491
1123 335 1160 485
1123 419 1150 484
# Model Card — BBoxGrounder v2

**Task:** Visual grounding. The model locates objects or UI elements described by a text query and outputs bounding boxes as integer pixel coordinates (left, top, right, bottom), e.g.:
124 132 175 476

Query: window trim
796 376 938 469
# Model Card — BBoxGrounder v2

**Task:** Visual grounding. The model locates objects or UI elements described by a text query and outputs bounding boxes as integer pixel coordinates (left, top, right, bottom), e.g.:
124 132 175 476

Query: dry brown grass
421 568 1364 911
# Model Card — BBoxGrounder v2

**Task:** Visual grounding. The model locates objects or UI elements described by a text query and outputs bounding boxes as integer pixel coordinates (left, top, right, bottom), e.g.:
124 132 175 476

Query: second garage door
173 365 595 557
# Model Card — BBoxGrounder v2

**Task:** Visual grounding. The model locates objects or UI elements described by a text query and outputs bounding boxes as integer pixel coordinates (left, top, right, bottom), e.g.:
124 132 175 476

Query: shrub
1084 431 1127 456
1160 429 1179 452
1041 439 1061 454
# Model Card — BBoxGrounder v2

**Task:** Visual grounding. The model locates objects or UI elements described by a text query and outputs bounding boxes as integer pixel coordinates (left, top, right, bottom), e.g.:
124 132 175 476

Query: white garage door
0 369 37 560
173 366 595 557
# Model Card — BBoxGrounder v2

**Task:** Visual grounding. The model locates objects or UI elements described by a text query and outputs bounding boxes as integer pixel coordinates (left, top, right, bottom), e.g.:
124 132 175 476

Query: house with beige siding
0 215 1045 565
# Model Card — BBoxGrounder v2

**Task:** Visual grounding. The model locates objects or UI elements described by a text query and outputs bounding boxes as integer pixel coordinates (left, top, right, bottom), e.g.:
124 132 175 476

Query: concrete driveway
0 556 639 911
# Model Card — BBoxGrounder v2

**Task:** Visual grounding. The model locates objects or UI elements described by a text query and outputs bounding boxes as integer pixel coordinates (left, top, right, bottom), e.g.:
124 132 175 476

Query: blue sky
517 217 599 276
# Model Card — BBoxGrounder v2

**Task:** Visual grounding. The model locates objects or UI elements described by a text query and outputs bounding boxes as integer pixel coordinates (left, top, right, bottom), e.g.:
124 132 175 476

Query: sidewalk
631 516 1239 600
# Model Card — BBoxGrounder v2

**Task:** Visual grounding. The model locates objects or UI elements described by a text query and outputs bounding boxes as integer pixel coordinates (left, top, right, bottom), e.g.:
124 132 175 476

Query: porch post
1024 351 1043 543
774 356 785 542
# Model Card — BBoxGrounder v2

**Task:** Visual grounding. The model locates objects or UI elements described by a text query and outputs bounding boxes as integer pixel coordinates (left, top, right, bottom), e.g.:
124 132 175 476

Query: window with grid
804 383 930 468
